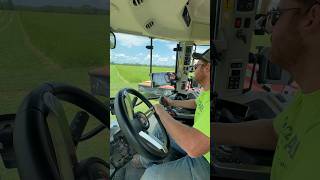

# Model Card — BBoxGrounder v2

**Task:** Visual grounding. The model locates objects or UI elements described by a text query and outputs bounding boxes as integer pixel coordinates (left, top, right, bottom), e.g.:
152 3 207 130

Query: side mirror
110 31 116 49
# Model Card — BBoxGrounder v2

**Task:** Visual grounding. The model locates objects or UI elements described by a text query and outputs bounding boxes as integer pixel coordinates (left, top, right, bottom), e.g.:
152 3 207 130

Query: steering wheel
114 88 170 161
14 83 109 180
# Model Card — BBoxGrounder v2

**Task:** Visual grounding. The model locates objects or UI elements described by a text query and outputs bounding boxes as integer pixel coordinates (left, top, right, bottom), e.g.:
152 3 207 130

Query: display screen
186 46 192 54
237 0 255 12
232 70 241 76
151 72 176 87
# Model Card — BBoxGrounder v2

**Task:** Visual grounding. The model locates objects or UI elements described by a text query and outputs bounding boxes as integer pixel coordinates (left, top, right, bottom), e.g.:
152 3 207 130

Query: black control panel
237 0 255 12
228 63 243 89
184 46 193 65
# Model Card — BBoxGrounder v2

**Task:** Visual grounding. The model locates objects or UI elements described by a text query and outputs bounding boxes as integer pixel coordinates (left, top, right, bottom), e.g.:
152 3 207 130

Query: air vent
145 21 154 29
132 0 143 6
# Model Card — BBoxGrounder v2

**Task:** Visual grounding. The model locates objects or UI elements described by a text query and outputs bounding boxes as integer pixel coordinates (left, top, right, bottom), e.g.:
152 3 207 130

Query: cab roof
111 0 210 44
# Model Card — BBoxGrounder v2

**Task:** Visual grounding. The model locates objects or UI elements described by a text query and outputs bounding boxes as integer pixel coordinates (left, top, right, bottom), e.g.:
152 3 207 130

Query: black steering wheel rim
14 82 109 180
114 88 170 161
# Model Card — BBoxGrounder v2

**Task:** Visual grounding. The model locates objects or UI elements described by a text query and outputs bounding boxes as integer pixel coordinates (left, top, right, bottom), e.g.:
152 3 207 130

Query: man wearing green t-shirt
212 0 320 179
139 49 211 180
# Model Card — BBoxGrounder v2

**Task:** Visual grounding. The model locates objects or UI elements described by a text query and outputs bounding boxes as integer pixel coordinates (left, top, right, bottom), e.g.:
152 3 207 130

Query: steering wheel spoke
14 83 109 180
138 131 168 153
44 93 77 153
135 100 143 107
144 106 155 119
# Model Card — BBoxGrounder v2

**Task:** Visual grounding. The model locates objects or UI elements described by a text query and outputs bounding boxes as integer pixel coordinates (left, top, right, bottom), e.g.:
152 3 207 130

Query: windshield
110 33 178 97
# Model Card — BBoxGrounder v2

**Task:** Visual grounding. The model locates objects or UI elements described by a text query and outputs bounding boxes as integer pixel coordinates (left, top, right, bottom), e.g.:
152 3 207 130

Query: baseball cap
192 49 211 63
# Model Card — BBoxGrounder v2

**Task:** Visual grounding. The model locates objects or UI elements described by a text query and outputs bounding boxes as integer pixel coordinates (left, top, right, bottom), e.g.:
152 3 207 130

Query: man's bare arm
169 98 197 109
154 104 209 157
211 119 278 150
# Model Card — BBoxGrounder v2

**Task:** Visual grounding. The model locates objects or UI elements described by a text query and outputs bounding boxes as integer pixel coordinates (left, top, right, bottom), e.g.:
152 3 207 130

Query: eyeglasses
194 63 205 70
267 8 300 26
266 0 320 31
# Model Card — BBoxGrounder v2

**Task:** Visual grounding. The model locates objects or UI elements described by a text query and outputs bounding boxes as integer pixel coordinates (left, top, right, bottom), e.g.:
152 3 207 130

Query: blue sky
111 33 209 67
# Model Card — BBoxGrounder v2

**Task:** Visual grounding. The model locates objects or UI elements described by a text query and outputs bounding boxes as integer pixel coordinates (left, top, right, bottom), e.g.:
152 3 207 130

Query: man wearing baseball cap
212 0 320 179
138 49 211 180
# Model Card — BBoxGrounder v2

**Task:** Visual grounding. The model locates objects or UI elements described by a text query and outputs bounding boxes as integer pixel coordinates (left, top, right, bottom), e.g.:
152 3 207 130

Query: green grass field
110 64 174 97
0 10 108 179
18 11 108 68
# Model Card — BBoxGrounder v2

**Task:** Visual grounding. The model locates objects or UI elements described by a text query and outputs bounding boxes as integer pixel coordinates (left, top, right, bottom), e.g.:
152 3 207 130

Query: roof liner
111 0 210 43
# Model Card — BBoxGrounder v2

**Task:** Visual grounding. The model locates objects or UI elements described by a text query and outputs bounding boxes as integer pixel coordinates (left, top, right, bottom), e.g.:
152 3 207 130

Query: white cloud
114 53 127 58
141 54 175 65
154 39 176 44
116 33 149 48
166 43 177 51
131 56 139 60
111 34 177 66
144 54 150 61
111 51 148 65
195 46 209 53
154 39 167 43
159 57 169 62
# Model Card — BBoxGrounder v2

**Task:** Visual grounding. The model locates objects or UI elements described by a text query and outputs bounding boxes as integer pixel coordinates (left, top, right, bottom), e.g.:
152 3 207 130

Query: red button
235 18 242 28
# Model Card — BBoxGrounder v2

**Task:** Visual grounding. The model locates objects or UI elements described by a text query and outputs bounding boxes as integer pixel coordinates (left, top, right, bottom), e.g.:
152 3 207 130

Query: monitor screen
151 72 176 87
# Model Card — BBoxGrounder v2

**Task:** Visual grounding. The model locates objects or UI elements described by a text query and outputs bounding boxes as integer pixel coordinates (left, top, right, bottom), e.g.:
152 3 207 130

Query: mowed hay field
0 10 108 179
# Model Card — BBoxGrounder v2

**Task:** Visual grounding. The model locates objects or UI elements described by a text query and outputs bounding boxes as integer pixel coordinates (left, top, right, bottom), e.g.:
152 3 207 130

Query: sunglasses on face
194 63 205 70
266 0 320 32
267 8 300 26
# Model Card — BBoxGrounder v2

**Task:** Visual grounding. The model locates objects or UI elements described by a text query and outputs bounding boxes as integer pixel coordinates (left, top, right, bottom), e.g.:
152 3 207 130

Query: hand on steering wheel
114 88 171 161
159 96 173 107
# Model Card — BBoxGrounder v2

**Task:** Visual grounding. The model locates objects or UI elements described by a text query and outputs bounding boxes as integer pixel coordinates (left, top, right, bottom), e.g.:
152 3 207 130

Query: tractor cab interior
110 0 210 179
211 0 296 179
